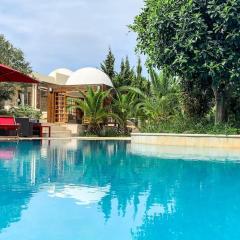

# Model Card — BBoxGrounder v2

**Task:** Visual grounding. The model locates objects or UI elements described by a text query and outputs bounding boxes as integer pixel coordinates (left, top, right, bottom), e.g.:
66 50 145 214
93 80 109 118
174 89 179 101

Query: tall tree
100 48 115 80
0 34 32 74
132 57 143 88
136 57 142 80
132 57 150 94
114 56 135 88
0 34 32 107
131 0 240 124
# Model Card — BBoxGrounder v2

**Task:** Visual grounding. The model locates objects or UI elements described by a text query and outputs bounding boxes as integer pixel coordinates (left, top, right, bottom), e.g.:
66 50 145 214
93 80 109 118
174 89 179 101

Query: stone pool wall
131 133 240 149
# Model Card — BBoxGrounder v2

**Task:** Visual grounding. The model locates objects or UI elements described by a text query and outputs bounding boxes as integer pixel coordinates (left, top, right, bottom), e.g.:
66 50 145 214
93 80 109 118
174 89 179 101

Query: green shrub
141 116 240 135
9 105 42 120
79 126 130 137
0 109 11 116
99 127 130 137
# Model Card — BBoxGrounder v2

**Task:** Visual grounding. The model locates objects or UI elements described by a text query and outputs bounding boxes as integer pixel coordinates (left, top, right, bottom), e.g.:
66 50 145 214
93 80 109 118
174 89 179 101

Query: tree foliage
100 48 115 80
131 0 240 123
0 34 32 74
132 57 150 93
0 34 32 105
113 56 135 88
68 88 111 135
136 68 180 122
111 87 140 134
100 49 150 92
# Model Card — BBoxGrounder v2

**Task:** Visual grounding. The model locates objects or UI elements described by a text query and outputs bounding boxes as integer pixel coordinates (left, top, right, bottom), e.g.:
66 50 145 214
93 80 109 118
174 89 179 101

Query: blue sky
0 0 144 75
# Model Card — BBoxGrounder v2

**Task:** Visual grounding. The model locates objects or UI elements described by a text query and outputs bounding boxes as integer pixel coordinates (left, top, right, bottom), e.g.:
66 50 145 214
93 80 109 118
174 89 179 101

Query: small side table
40 125 51 138
33 124 51 138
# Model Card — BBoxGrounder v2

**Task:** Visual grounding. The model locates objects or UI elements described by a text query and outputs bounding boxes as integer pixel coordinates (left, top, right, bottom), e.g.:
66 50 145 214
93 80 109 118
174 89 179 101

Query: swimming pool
0 140 240 240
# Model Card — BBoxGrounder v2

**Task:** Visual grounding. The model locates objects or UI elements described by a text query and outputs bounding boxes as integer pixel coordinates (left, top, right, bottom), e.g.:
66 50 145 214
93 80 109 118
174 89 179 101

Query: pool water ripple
0 140 239 240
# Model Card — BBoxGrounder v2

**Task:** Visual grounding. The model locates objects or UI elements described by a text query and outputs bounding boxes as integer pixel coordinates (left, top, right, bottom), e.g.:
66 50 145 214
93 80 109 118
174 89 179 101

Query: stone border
131 133 240 148
130 143 240 161
0 137 131 141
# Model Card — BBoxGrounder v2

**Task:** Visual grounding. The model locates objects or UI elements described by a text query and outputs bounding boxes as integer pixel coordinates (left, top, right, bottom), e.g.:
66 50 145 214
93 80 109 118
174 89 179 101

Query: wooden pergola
46 84 109 123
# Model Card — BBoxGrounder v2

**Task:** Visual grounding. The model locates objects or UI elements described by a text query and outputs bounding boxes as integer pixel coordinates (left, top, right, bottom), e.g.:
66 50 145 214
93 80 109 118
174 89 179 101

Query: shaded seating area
0 64 50 138
15 118 51 138
0 116 20 137
0 116 51 138
0 117 52 138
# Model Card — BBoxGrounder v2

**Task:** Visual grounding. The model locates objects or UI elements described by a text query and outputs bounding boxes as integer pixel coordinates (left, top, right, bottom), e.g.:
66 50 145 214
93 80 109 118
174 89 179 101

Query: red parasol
0 64 39 84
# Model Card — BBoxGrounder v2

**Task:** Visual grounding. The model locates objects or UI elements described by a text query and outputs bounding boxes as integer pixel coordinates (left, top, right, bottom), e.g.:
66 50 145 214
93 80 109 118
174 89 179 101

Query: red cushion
0 117 15 125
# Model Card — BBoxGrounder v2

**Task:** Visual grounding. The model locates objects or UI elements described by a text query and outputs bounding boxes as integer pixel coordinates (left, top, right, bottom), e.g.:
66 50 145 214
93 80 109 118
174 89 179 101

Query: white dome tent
45 67 114 87
48 68 73 85
49 68 73 78
66 67 113 87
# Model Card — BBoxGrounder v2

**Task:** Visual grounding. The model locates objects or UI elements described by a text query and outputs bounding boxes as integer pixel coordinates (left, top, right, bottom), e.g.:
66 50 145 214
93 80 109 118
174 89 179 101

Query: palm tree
111 87 140 134
139 94 179 122
149 68 179 97
124 68 180 124
68 88 111 135
142 68 180 122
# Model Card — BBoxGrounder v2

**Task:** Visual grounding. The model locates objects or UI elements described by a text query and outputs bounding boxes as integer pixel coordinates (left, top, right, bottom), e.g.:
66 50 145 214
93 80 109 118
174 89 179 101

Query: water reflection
0 140 240 239
48 184 110 205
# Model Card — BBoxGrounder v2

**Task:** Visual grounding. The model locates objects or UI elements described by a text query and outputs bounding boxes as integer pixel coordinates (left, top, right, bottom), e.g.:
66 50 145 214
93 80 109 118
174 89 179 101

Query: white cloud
0 0 144 74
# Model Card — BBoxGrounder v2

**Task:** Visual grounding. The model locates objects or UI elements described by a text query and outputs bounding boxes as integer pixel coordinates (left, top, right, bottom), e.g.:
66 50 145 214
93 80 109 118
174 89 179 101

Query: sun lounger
0 116 20 137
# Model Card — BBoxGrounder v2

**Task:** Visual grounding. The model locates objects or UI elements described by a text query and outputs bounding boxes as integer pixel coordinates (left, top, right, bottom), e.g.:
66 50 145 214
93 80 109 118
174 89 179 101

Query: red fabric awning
0 64 39 84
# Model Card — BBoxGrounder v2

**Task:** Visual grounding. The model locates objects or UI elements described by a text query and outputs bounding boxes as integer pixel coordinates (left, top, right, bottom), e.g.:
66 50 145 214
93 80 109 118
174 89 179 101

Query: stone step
50 130 72 138
50 126 68 131
40 124 79 138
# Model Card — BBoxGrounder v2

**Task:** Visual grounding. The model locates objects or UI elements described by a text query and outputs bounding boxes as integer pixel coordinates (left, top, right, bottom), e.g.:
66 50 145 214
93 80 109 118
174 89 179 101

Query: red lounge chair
0 116 20 137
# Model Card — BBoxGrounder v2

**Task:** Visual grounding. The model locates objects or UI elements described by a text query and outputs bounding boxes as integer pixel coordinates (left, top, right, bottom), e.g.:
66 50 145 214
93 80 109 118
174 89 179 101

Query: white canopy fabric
66 67 113 87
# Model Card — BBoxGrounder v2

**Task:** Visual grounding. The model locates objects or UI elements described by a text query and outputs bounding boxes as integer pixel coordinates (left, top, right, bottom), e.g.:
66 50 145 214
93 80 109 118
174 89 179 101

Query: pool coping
0 136 131 141
131 133 240 148
131 133 240 138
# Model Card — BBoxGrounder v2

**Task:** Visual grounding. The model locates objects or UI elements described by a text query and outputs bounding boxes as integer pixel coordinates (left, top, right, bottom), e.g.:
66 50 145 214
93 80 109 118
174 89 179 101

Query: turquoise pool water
0 140 240 240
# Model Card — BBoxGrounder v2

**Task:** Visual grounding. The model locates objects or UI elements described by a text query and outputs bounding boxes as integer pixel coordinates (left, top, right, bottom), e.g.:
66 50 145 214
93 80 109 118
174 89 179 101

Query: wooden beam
47 92 54 123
